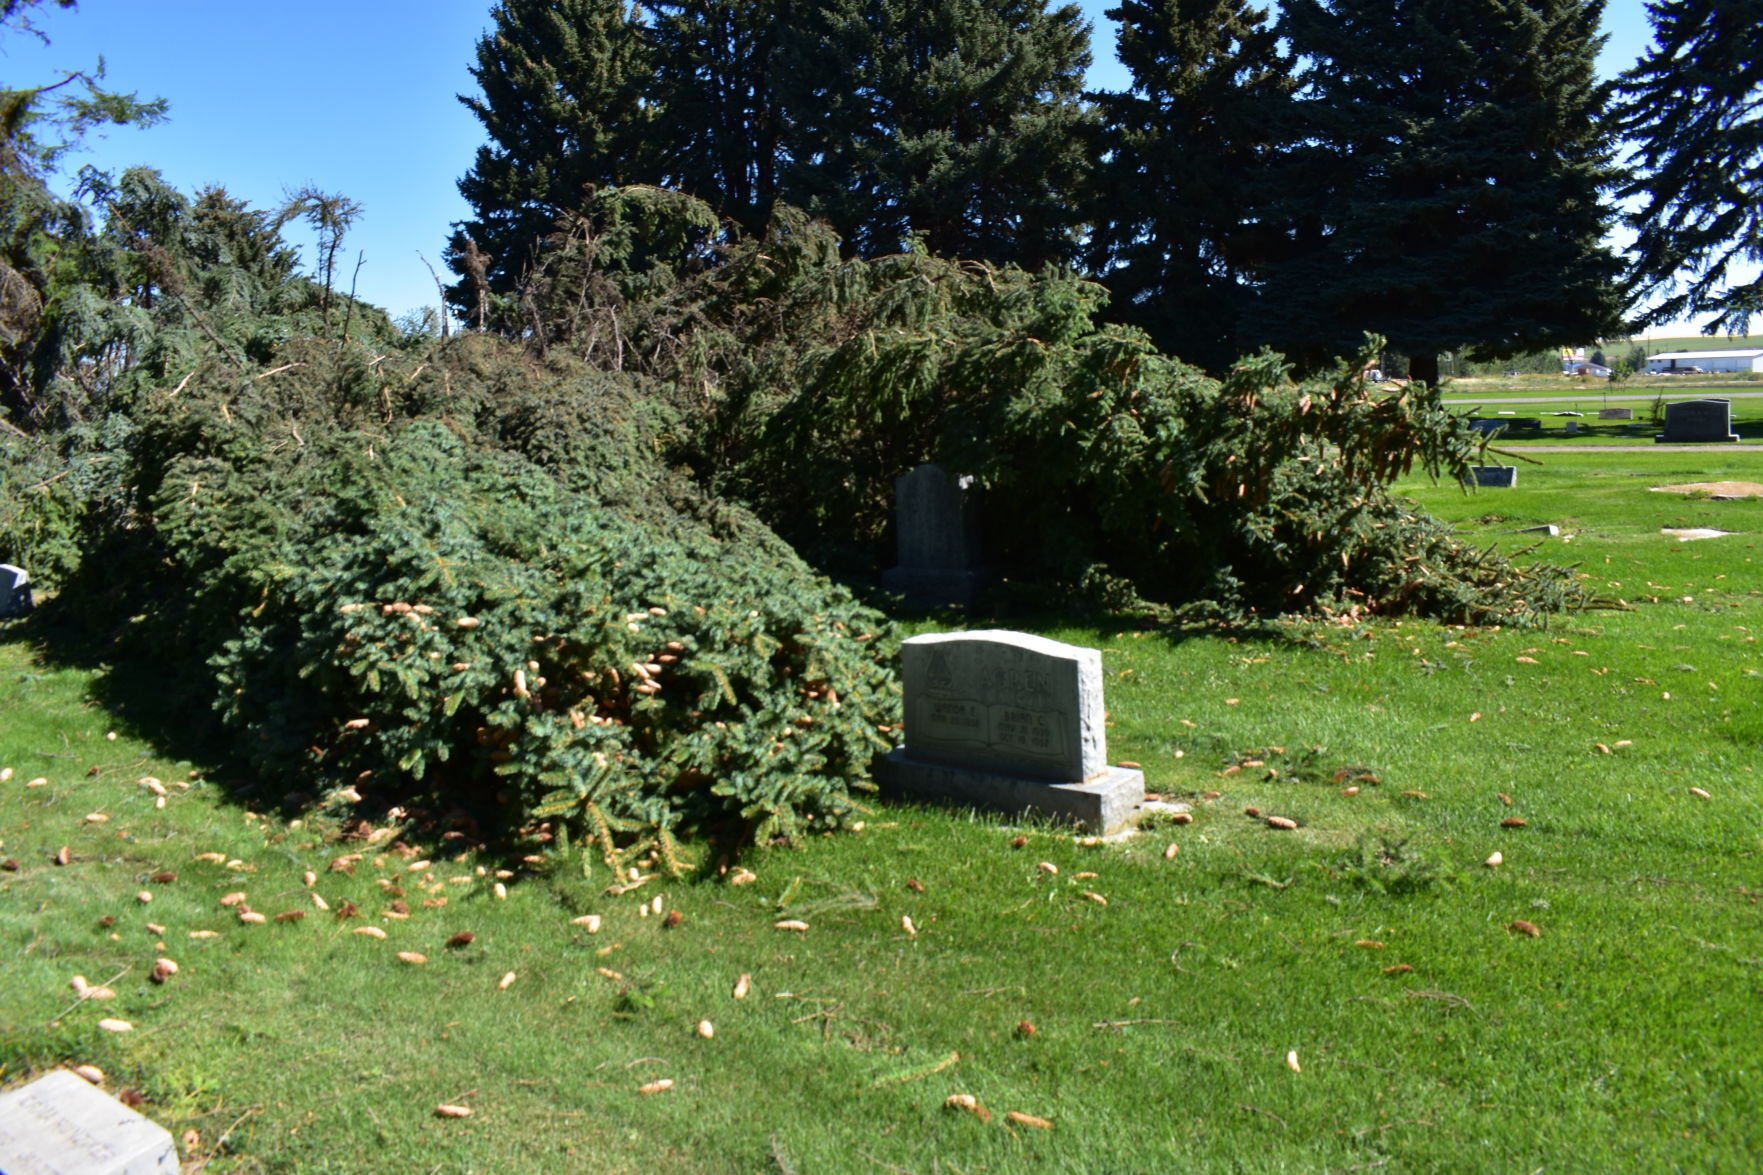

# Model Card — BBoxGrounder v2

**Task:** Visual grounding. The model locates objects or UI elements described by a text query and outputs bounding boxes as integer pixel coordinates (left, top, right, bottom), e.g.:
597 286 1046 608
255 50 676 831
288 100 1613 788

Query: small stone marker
881 463 985 606
1656 398 1738 443
1519 524 1561 536
0 1070 178 1174
0 564 31 620
873 630 1146 833
1466 419 1507 437
1465 466 1517 488
1563 420 1579 436
1598 407 1633 420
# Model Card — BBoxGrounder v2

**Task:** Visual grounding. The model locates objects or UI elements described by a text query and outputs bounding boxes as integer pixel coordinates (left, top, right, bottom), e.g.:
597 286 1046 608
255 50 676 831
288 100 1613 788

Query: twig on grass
1239 1103 1288 1129
211 1105 261 1156
46 964 132 1025
865 1050 959 1090
857 1151 917 1175
1093 1018 1182 1031
1405 990 1475 1012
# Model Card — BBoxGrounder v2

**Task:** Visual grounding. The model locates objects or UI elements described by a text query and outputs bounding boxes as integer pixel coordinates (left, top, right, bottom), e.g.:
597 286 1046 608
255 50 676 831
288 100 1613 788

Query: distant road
1441 390 1763 405
1517 444 1763 453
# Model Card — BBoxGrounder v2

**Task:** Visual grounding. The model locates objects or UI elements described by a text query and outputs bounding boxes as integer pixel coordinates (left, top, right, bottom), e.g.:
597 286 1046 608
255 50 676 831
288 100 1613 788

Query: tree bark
1409 351 1440 388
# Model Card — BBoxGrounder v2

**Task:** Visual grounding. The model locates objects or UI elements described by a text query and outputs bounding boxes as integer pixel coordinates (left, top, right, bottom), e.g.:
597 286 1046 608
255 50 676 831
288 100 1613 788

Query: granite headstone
0 1070 178 1175
880 463 985 606
0 564 31 620
1598 407 1633 420
1465 466 1517 488
1656 399 1738 443
873 630 1146 833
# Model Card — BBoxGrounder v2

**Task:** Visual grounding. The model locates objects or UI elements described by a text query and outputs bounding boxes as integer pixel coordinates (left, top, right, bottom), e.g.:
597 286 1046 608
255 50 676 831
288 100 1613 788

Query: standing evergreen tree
449 0 651 308
777 0 1094 269
1254 0 1626 385
1087 0 1290 371
644 0 793 233
1615 0 1762 335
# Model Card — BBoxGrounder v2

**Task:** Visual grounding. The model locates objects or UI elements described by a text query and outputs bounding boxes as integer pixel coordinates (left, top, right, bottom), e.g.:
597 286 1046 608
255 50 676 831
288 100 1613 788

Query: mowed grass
3 450 1762 1172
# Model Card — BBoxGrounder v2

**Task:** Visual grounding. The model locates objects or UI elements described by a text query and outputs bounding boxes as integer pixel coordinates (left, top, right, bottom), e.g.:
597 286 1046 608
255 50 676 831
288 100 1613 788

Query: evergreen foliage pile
1 170 897 859
510 191 1579 625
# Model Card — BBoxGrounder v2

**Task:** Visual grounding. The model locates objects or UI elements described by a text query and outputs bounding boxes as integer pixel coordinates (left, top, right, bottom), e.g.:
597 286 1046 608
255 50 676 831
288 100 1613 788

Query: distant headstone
0 1070 178 1175
0 564 31 619
1656 398 1738 443
1563 420 1579 436
881 463 985 606
1598 407 1633 420
1465 466 1517 488
873 630 1146 834
1466 419 1507 437
1519 524 1561 536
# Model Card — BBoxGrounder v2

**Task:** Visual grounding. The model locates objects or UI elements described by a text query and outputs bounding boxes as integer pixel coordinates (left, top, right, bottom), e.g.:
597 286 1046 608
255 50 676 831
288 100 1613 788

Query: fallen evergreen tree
1 175 1577 862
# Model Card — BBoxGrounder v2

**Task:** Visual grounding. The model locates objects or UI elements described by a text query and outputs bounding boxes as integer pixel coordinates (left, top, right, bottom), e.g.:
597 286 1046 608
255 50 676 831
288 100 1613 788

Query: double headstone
873 630 1146 834
1656 399 1738 443
0 1070 178 1174
881 463 986 606
0 564 31 620
1598 407 1633 421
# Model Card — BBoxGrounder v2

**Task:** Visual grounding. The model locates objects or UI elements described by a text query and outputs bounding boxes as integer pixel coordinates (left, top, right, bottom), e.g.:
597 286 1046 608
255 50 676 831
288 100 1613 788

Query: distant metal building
1646 349 1763 375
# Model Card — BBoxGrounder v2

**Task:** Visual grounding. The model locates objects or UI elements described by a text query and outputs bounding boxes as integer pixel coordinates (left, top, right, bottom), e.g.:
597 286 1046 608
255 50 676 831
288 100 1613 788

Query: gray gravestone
1465 466 1517 488
1598 407 1633 420
1656 398 1738 443
873 630 1146 833
0 1071 178 1175
1563 420 1579 436
0 564 31 620
881 463 985 606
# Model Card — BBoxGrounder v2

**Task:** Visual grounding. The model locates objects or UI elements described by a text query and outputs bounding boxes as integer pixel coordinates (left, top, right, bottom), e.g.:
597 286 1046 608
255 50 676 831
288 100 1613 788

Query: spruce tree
1616 0 1762 335
449 0 651 307
1255 0 1626 385
1087 0 1290 371
777 0 1094 269
643 0 793 233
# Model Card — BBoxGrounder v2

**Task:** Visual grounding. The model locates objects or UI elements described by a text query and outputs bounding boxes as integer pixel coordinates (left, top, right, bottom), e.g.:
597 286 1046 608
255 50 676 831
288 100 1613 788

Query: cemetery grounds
1 440 1760 1171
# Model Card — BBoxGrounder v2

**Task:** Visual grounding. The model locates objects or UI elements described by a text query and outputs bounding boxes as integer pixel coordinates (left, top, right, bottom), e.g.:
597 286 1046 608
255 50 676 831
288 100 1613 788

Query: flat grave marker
1598 407 1633 420
0 1070 178 1175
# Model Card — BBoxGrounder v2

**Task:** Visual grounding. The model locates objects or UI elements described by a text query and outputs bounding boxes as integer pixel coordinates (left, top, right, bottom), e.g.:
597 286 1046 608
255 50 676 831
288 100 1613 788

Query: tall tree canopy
1087 0 1290 371
1616 0 1762 335
645 0 793 233
779 0 1094 269
1254 0 1626 384
450 0 1094 304
448 0 652 308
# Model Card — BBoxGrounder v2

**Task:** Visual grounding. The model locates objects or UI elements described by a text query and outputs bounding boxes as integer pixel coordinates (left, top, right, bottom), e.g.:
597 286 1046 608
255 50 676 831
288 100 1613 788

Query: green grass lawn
3 450 1762 1172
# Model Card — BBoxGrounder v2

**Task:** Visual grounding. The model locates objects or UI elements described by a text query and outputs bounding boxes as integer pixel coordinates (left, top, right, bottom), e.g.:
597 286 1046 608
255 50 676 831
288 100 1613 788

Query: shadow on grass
1 597 231 785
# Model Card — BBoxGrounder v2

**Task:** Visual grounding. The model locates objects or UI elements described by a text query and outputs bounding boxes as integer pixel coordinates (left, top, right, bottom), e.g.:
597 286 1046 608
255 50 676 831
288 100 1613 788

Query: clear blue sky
2 1 1678 333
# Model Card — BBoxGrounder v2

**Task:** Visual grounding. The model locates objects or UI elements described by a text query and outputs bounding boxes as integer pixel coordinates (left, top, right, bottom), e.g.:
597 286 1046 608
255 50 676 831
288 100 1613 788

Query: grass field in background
2 449 1761 1172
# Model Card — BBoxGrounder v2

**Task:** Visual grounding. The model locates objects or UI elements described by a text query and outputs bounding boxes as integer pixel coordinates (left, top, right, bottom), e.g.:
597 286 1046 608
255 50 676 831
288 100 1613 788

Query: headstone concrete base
874 750 1146 835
